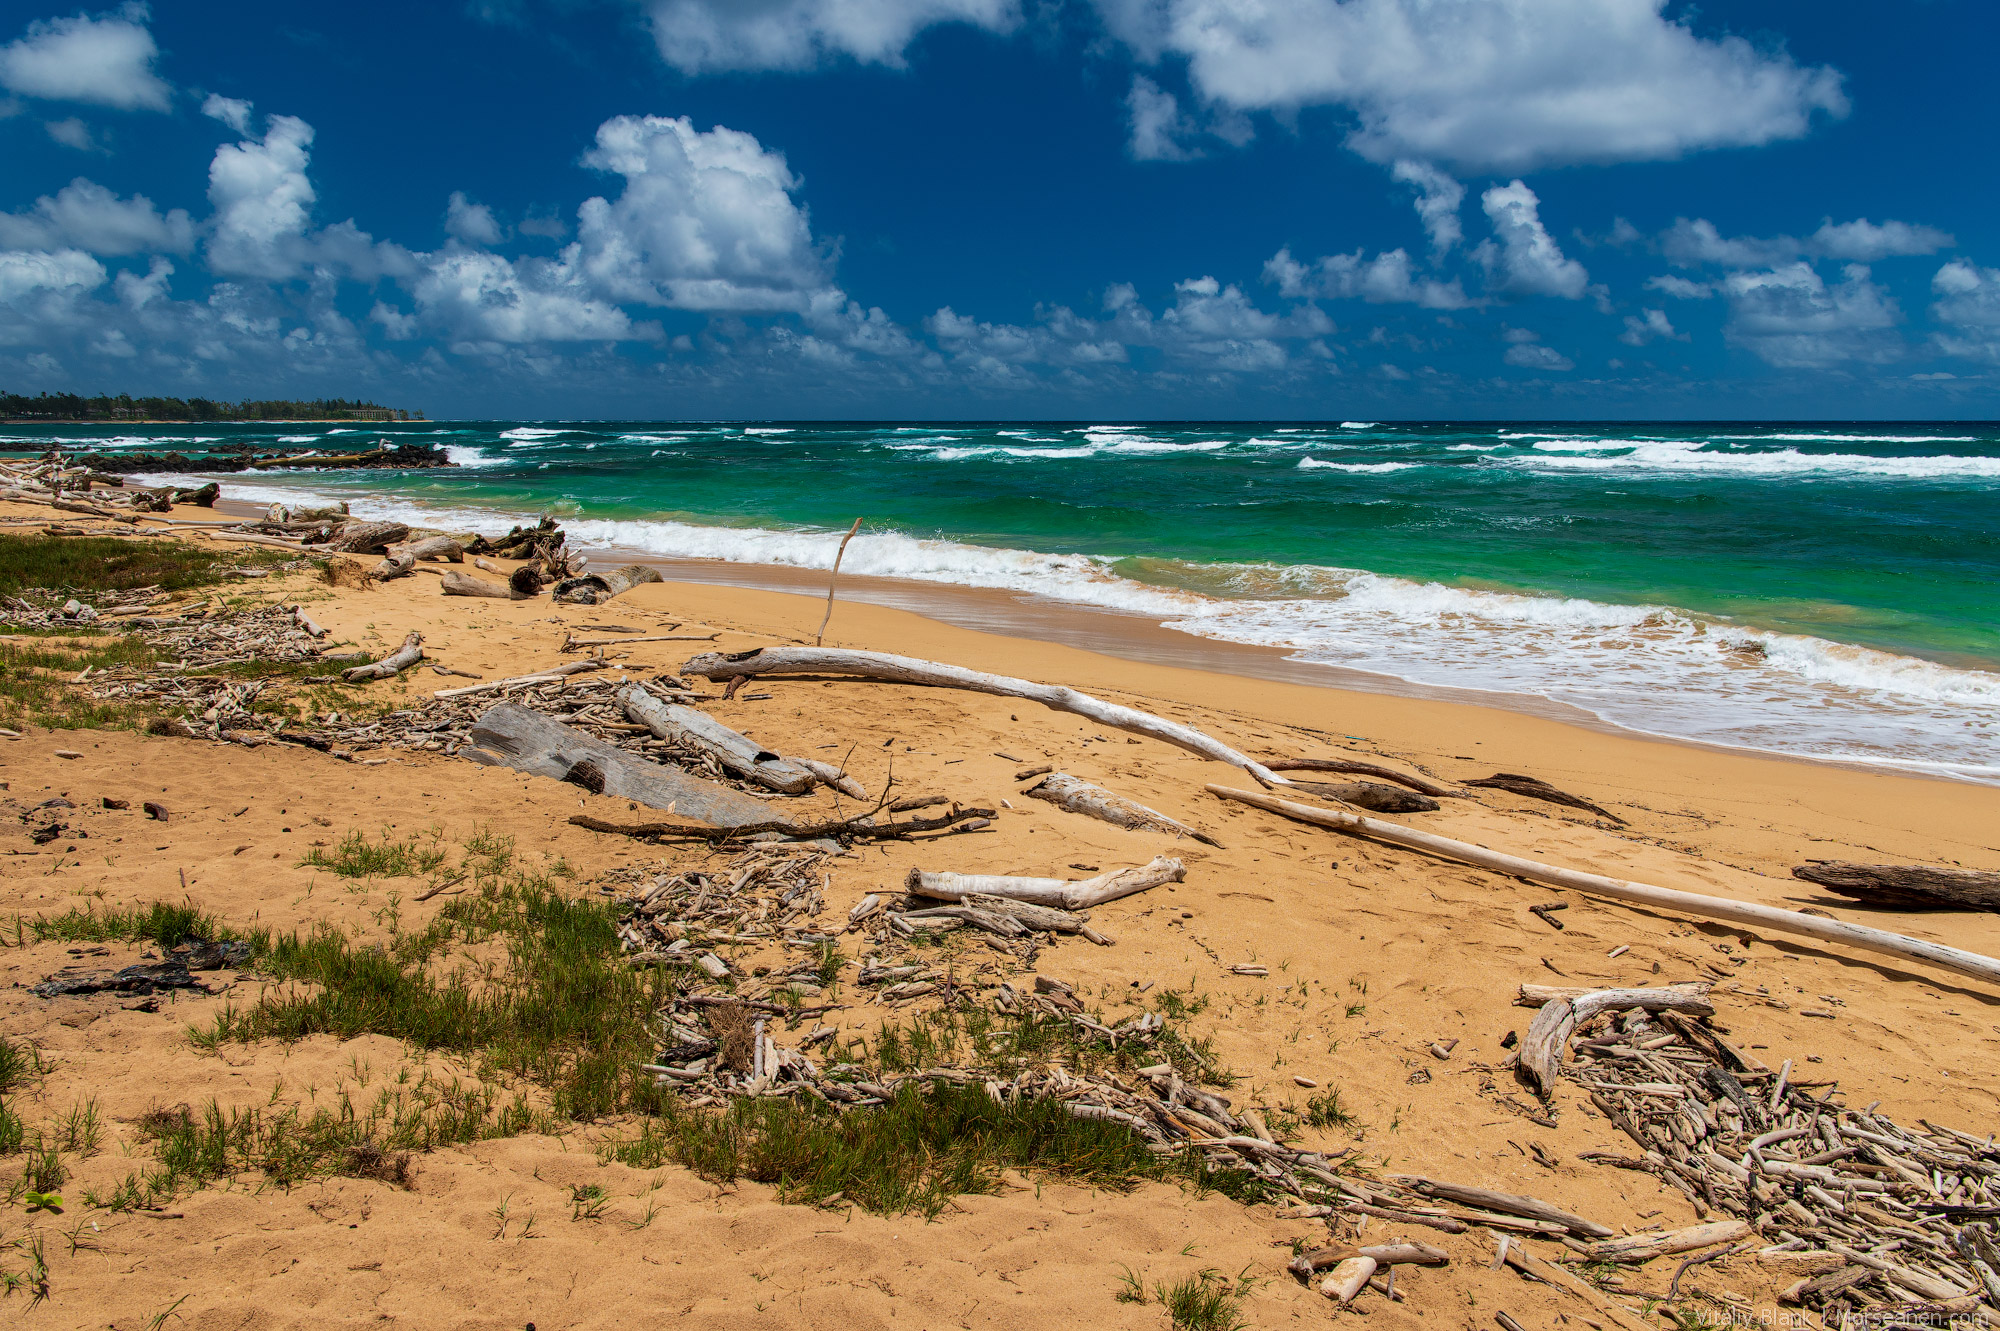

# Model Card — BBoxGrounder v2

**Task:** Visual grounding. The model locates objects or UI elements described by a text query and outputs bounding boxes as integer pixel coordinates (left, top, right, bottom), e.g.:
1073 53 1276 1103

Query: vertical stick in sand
817 517 864 646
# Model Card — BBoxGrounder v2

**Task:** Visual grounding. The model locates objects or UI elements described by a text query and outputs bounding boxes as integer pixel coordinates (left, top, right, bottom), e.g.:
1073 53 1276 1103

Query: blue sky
2 0 1997 418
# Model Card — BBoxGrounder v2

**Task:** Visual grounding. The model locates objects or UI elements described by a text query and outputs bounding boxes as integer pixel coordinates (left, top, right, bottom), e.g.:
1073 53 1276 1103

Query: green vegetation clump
0 632 162 732
0 532 288 597
12 899 227 950
300 828 451 880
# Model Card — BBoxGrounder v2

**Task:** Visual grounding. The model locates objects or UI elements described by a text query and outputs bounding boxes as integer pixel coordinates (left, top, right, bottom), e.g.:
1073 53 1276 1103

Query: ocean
10 419 1998 782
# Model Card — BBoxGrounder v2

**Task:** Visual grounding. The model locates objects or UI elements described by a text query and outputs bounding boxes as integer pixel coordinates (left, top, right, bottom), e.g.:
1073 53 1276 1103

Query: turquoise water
11 419 1999 777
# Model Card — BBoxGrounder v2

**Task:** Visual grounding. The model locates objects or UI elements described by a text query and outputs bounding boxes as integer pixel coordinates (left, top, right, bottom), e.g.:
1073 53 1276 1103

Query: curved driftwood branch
681 646 1291 786
1024 771 1222 847
1283 779 1439 813
1266 758 1464 798
1206 784 2000 990
617 684 816 794
1520 986 1716 1097
905 855 1184 911
343 632 424 681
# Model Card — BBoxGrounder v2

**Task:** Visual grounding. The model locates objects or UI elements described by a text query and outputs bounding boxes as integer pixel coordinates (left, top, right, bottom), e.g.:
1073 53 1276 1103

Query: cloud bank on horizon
0 0 1994 416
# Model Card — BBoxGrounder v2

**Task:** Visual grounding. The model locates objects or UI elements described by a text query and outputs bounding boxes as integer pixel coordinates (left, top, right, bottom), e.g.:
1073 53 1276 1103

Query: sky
1 0 1997 420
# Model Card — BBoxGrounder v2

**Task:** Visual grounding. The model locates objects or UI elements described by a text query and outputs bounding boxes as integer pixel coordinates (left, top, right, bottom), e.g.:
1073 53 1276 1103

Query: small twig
1665 1241 1748 1302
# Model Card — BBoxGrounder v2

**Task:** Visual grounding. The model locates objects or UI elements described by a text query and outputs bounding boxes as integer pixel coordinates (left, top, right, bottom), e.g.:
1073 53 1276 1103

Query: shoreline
197 491 1999 788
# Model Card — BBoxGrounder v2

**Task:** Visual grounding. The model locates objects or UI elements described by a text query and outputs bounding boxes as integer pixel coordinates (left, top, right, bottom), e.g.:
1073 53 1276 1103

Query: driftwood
817 516 864 645
553 564 663 605
1266 758 1462 797
1464 772 1625 824
1792 861 2000 912
1024 771 1222 846
798 757 867 799
343 632 425 681
440 570 531 600
398 535 465 563
681 646 1291 786
1584 1220 1751 1263
1207 785 2000 989
1391 1176 1613 1238
1515 981 1709 1007
372 550 419 580
329 520 410 554
434 661 604 699
1520 986 1717 1097
1319 1256 1376 1303
618 685 816 794
462 703 777 827
905 856 1184 910
1284 779 1440 813
572 804 993 844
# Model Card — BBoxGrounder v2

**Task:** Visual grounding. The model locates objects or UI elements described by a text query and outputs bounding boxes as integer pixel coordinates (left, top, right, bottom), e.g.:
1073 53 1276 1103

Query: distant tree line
0 391 422 422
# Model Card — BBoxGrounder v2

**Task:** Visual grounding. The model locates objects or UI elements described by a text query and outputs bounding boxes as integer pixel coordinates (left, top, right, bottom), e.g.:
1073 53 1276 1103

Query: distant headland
1 391 423 423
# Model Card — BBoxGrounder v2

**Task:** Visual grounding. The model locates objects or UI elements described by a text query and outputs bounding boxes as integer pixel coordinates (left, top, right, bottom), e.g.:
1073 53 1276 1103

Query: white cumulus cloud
0 5 171 111
1095 0 1846 171
1264 246 1468 309
574 114 834 312
1929 260 2000 364
1392 159 1463 252
1808 218 1953 262
201 93 252 134
410 248 654 348
206 113 411 281
1126 75 1199 161
0 246 106 304
1476 180 1588 299
1618 307 1682 345
1721 262 1900 367
445 191 504 246
640 0 1016 74
0 177 192 255
1664 215 1953 269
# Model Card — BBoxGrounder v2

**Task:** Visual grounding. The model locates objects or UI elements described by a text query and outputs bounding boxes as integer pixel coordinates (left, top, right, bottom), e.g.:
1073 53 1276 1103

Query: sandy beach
3 496 1997 1331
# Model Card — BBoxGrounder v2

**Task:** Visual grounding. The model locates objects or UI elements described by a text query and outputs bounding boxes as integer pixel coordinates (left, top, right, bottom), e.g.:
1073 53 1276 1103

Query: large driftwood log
1284 779 1440 812
617 685 816 794
1024 771 1222 847
553 564 663 605
462 703 777 827
1791 862 2000 912
434 661 603 699
1464 772 1625 824
1515 981 1709 1007
1207 784 2000 989
905 855 1184 910
1520 986 1716 1097
681 646 1291 786
328 520 410 554
440 570 532 600
343 632 425 681
571 804 992 844
397 534 465 563
372 550 419 580
1266 758 1463 797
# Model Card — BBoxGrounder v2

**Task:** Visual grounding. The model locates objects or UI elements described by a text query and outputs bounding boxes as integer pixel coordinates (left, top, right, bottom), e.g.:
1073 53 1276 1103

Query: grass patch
0 532 286 597
603 1080 1185 1219
0 632 164 731
84 1074 517 1211
863 993 1230 1089
1156 1268 1255 1331
300 827 451 880
1303 1089 1358 1132
11 898 232 949
199 860 667 1123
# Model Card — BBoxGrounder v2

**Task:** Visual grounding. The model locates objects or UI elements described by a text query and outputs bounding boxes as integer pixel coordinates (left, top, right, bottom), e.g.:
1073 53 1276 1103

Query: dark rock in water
79 442 454 475
30 936 251 998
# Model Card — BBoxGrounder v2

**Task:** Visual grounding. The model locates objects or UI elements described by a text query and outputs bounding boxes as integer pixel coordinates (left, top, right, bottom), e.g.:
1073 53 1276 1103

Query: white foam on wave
277 435 320 443
444 445 507 469
1298 458 1417 472
742 427 791 435
1716 433 1981 444
1340 421 1379 429
132 469 2000 781
499 427 575 442
1511 437 2000 479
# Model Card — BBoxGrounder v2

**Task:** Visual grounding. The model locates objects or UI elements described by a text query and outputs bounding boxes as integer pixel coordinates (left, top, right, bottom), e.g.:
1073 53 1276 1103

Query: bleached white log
439 570 531 600
798 757 868 799
1207 784 2000 990
681 646 1290 786
343 631 424 681
905 855 1184 910
1520 986 1716 1096
1025 771 1221 846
